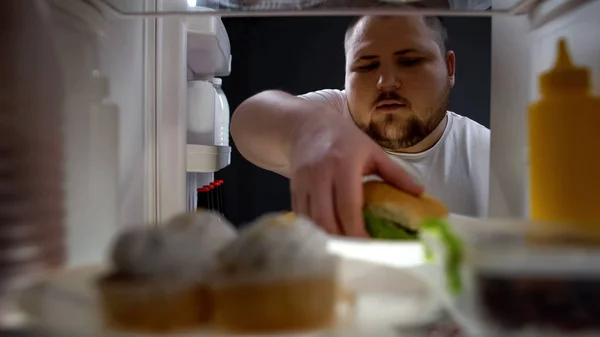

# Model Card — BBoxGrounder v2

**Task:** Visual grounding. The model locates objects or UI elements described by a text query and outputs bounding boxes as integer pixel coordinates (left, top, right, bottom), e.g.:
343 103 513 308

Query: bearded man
230 16 490 236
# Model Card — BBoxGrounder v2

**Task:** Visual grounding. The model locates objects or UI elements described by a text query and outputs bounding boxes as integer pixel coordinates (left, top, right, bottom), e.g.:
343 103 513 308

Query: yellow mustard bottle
529 38 600 228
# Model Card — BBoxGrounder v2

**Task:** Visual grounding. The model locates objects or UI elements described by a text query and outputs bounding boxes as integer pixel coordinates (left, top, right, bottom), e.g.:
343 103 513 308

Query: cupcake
97 211 237 333
211 213 339 333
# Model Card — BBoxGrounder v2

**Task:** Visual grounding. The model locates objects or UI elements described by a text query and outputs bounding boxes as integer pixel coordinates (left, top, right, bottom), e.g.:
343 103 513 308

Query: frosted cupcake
97 211 236 333
211 213 339 333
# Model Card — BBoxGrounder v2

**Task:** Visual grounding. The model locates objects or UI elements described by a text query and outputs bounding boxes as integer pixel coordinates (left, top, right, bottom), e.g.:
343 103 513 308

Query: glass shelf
91 0 539 17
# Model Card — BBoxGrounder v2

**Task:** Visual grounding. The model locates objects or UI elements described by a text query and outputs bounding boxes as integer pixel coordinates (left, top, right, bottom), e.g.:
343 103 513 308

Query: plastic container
187 80 217 146
211 78 230 146
422 217 600 337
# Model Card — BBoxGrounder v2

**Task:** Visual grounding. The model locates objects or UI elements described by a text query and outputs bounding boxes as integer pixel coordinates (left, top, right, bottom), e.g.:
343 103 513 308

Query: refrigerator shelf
88 0 595 31
17 247 444 337
89 0 569 17
186 144 231 173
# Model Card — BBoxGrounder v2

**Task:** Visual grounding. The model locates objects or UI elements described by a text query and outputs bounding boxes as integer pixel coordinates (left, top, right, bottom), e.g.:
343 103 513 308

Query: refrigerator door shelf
186 144 231 172
187 15 231 77
529 0 596 29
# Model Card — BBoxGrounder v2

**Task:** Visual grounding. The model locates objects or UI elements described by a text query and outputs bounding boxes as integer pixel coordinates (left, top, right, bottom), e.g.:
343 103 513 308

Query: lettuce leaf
363 209 419 240
421 218 463 295
362 209 463 295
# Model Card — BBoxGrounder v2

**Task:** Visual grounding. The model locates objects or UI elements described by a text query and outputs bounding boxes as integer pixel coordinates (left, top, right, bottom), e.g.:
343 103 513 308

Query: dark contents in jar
478 274 600 332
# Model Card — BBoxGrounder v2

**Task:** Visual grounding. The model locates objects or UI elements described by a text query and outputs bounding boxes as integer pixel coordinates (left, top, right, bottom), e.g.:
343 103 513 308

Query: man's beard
362 90 449 150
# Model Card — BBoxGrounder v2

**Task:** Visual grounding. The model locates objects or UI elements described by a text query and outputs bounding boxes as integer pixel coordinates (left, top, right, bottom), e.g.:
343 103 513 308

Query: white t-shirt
299 89 490 218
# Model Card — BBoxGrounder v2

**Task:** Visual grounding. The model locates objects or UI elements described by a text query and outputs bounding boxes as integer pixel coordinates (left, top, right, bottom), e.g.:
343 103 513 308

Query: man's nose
376 68 400 90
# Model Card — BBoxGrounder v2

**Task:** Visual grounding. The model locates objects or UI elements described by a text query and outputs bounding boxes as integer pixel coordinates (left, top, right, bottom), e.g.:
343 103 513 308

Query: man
231 15 490 237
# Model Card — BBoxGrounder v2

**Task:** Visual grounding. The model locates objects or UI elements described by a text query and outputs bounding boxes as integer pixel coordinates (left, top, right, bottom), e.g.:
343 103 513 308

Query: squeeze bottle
528 38 600 228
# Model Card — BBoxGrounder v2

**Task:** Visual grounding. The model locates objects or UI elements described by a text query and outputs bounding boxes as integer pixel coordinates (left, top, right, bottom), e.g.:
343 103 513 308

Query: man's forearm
231 90 331 176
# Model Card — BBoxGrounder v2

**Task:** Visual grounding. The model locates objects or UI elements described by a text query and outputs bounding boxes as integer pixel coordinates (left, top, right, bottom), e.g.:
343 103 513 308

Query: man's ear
446 50 456 88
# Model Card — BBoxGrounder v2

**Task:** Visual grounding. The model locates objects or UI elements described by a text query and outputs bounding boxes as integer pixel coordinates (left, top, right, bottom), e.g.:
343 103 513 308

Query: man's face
345 16 455 150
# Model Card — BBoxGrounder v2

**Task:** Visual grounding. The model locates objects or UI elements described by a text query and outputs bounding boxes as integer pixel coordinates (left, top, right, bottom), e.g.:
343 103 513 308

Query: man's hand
289 113 424 237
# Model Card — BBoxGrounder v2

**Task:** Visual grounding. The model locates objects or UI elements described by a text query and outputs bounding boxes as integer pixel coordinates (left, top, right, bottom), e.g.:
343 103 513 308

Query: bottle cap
215 180 224 184
197 187 210 192
539 38 590 96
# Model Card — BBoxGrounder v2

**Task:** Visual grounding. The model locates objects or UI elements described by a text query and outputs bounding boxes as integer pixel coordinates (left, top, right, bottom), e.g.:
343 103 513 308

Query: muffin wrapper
97 275 211 333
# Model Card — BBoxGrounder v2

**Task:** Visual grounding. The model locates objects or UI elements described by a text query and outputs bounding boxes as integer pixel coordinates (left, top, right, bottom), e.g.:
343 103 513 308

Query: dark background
216 16 491 227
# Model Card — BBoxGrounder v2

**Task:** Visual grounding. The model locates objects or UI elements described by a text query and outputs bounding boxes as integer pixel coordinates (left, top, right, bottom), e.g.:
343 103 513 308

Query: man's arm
231 89 423 237
230 90 341 177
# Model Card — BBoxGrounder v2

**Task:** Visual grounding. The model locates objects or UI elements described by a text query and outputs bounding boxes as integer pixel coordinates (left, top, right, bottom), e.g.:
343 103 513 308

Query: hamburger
362 181 465 293
362 180 448 240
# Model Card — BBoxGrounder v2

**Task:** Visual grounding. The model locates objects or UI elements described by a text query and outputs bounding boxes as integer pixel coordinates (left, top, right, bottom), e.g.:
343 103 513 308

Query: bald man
231 16 490 236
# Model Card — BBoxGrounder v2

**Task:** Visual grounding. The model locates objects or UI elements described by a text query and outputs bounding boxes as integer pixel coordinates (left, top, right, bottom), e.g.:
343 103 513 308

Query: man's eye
357 64 378 71
399 59 422 67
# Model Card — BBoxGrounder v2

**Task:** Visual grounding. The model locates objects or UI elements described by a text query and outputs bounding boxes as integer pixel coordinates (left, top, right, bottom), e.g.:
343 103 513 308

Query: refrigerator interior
40 0 600 267
3 0 600 334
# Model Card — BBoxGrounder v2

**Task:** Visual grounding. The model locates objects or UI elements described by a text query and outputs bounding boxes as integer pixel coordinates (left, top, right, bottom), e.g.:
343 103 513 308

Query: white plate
18 258 443 337
327 237 426 268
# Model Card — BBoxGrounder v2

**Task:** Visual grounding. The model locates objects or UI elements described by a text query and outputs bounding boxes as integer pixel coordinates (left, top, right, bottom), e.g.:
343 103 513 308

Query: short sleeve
297 89 349 116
